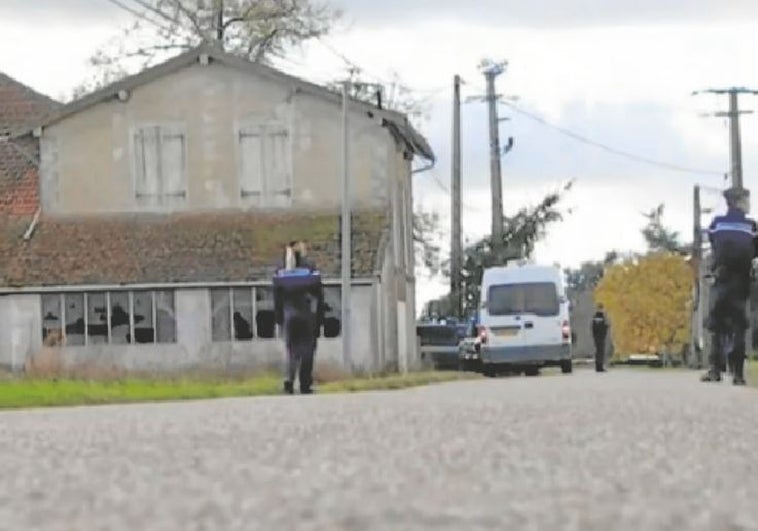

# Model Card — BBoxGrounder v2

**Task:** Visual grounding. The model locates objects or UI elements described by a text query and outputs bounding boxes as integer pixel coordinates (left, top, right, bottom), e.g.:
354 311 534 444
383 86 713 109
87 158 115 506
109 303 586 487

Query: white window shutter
160 127 187 204
266 126 291 207
239 127 264 205
134 127 160 204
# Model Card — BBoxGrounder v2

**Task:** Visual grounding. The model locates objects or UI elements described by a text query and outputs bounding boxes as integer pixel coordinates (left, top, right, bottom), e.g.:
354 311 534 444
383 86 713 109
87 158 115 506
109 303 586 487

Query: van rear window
487 283 559 317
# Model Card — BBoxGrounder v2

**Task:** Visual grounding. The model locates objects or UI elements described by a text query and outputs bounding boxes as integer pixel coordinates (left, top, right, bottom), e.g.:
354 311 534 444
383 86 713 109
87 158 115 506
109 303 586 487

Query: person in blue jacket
702 187 758 385
274 241 324 395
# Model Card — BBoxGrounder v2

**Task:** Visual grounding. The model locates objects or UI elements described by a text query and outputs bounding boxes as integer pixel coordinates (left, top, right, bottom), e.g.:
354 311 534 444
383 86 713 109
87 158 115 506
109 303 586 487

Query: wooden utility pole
451 75 463 318
341 81 352 371
215 0 224 42
691 185 704 368
483 63 505 254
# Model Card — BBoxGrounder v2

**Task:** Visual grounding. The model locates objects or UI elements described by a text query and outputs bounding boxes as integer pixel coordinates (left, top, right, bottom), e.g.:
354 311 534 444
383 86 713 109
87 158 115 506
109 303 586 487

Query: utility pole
215 0 224 42
483 62 506 254
341 81 352 372
691 185 704 368
451 74 463 318
693 87 758 188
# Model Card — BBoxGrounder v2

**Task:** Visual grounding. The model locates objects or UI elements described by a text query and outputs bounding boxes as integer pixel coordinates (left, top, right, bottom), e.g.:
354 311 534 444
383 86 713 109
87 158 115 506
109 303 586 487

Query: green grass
749 360 758 388
0 371 476 410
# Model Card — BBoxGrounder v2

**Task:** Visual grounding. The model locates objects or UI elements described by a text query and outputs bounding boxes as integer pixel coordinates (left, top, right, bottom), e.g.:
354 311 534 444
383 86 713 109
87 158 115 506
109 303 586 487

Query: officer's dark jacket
708 208 758 280
591 311 608 340
273 258 325 328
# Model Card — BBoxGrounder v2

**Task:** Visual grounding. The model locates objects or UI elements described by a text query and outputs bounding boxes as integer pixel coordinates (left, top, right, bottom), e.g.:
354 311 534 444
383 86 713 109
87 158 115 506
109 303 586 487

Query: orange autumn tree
594 253 692 359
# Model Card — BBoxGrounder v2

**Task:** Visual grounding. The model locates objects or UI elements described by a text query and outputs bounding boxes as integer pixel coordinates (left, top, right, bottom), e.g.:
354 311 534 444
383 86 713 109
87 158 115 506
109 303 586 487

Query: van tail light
561 321 571 341
477 326 488 345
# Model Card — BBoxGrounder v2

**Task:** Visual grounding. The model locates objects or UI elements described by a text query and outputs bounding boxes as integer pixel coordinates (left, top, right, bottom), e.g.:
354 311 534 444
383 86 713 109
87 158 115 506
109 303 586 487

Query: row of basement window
41 287 343 346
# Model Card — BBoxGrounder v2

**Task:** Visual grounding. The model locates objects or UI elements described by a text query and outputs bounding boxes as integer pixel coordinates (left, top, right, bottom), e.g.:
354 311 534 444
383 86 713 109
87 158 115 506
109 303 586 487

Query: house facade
0 46 434 376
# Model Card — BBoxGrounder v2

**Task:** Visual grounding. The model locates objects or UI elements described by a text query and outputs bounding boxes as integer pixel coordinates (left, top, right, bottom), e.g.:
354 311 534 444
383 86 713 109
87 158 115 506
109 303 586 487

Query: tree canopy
594 253 692 359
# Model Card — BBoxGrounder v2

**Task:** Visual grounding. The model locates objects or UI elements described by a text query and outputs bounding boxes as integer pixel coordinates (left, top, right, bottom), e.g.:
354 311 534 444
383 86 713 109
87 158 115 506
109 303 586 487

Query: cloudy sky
2 0 758 307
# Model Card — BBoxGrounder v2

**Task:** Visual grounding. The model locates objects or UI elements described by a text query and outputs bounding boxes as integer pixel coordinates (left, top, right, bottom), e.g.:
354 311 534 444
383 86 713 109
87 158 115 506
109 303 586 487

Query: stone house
0 45 434 375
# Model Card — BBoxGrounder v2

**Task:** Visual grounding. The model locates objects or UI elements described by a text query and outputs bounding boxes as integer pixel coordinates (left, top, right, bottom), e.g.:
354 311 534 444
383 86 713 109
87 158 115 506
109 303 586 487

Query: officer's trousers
284 315 317 391
594 337 606 372
707 279 749 377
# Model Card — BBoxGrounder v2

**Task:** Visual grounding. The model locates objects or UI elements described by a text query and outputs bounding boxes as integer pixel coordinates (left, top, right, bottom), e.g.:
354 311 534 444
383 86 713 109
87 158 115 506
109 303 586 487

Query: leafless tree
71 0 339 99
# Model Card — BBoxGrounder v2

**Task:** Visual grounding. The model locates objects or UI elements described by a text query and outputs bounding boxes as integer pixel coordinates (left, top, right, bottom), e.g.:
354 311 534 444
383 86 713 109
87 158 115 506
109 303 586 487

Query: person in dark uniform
591 304 609 372
274 241 324 395
702 187 758 386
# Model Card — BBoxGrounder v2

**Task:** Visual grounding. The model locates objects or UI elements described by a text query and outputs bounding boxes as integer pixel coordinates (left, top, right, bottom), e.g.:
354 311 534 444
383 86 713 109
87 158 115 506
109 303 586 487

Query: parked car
416 319 465 370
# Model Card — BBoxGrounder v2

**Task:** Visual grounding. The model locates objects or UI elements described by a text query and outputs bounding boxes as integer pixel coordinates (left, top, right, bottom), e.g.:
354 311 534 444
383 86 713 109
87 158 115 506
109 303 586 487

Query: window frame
131 123 188 208
40 290 177 347
237 120 293 208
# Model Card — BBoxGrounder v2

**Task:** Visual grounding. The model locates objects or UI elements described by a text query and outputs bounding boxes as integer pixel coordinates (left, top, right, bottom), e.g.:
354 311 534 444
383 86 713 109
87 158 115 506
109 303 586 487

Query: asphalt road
1 370 758 531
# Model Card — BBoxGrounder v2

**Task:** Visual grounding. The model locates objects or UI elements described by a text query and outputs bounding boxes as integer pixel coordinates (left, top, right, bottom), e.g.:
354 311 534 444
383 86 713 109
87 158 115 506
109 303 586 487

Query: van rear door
484 284 525 350
515 282 562 347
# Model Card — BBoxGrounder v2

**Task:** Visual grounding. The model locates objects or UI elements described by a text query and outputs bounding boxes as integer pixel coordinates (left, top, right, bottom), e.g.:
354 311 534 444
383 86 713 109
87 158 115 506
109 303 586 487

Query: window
86 292 108 344
232 288 254 340
239 123 291 208
133 125 187 207
110 292 130 344
155 291 176 343
133 291 154 344
322 286 342 339
41 294 62 343
487 283 560 317
210 285 342 342
255 287 276 339
64 294 85 346
39 291 177 346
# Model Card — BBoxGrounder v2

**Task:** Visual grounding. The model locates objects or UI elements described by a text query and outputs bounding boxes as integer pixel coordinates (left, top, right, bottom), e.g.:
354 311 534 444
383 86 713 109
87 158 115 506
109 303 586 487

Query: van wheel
482 364 497 378
524 367 540 377
560 360 573 374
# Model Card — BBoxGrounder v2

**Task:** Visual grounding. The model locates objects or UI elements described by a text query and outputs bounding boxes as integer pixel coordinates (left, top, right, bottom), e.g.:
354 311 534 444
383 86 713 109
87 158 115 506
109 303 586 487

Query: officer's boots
701 369 722 382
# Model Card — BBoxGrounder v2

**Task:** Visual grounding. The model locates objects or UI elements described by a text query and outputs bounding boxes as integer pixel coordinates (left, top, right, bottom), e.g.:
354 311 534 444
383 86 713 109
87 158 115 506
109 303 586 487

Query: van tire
524 367 540 377
482 364 497 378
560 360 573 374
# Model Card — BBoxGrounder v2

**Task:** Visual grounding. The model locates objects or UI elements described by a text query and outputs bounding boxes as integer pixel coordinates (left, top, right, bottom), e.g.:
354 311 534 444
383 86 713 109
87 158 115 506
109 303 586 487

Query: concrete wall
0 294 42 371
39 61 404 215
0 284 378 375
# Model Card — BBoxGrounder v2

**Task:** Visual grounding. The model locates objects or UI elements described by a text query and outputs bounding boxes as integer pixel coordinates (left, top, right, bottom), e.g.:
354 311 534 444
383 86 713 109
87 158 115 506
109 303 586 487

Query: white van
477 263 572 376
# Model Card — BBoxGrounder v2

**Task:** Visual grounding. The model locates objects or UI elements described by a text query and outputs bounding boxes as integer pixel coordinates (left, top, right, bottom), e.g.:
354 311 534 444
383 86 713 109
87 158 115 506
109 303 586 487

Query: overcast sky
2 0 757 307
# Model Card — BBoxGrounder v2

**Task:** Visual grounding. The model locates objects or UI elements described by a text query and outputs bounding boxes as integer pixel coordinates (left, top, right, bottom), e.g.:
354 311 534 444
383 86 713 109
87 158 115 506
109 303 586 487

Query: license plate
494 327 519 337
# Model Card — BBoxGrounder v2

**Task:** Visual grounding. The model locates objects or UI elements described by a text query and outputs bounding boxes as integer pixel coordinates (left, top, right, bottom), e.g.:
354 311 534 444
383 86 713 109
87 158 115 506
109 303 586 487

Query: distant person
591 304 609 373
273 241 324 395
701 187 758 386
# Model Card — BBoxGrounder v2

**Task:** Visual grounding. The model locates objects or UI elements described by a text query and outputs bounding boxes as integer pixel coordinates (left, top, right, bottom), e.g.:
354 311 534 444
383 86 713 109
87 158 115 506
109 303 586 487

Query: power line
103 0 175 34
500 100 723 177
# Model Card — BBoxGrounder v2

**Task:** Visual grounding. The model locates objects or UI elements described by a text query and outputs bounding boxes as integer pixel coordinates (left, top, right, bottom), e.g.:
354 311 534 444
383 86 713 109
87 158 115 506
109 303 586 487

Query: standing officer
702 187 758 386
274 241 324 395
592 304 609 373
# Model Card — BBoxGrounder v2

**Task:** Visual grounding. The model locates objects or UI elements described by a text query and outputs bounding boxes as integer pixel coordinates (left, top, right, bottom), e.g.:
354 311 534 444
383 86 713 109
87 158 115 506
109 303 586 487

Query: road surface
1 370 757 530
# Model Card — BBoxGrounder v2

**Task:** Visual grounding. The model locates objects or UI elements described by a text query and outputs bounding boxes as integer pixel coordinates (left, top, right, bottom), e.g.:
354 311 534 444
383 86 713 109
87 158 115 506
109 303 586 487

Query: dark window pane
64 293 85 346
41 294 62 344
86 292 108 345
110 292 130 344
211 289 231 342
133 291 154 344
487 283 559 317
255 287 276 339
233 288 254 340
322 286 342 338
155 291 176 343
